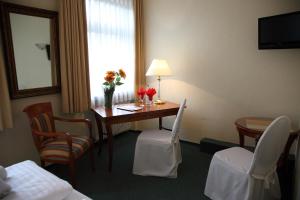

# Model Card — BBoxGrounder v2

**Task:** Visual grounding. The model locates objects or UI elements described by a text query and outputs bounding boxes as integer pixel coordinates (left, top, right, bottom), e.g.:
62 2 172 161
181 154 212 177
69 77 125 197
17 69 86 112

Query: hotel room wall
139 0 300 145
0 0 61 166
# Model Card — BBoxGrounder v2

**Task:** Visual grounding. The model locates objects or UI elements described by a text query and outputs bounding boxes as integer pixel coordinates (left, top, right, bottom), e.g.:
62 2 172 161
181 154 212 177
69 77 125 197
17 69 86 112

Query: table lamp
146 59 172 104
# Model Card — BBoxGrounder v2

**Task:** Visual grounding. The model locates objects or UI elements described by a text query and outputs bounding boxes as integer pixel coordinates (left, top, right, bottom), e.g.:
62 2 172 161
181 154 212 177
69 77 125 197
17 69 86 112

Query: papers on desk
117 105 143 112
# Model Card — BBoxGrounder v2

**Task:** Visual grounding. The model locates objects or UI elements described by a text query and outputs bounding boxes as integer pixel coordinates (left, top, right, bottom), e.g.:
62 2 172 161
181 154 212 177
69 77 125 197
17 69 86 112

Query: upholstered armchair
23 102 95 188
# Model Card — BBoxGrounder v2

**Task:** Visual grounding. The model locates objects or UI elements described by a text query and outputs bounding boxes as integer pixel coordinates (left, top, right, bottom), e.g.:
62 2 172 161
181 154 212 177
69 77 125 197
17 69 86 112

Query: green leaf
116 76 121 82
103 82 109 85
116 82 124 86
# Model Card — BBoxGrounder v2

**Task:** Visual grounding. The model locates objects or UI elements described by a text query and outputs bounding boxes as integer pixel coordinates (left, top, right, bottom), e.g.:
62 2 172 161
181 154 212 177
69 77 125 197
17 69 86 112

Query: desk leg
94 113 103 155
238 132 245 147
106 123 113 172
159 117 162 130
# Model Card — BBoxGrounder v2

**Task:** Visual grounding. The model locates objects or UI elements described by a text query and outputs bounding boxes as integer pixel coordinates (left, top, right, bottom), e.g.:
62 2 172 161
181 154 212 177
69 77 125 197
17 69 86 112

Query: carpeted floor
47 131 212 200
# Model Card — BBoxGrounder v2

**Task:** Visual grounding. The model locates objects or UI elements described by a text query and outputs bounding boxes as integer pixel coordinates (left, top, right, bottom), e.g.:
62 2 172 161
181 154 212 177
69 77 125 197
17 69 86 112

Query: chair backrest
248 116 290 177
171 99 186 135
23 102 56 148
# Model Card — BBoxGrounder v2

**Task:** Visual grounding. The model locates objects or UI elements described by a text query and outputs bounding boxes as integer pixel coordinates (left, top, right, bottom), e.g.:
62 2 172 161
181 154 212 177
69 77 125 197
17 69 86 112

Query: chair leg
69 161 77 189
40 159 45 168
89 144 96 172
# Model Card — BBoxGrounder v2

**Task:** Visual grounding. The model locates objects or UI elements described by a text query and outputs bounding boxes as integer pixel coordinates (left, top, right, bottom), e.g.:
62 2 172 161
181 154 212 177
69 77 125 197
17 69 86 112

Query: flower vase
104 87 115 109
138 95 145 106
146 95 153 105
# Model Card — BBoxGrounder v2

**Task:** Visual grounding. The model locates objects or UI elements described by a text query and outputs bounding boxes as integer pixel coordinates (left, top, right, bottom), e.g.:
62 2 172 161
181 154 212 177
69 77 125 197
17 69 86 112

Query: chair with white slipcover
132 99 186 178
204 116 290 200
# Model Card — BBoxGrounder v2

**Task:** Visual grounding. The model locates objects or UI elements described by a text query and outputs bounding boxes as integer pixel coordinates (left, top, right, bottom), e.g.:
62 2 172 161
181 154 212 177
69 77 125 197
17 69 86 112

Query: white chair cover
132 99 186 178
204 116 290 200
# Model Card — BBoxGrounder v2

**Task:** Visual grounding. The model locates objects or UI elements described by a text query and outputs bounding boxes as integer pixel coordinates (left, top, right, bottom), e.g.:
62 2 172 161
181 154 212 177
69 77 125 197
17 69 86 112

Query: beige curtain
59 0 91 113
134 0 146 93
0 46 13 131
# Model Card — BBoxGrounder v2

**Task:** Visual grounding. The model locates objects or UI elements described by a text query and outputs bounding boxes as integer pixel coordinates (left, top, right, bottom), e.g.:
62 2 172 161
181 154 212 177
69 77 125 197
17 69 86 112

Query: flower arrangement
137 87 146 100
103 69 126 88
137 87 157 105
146 88 156 101
103 69 126 109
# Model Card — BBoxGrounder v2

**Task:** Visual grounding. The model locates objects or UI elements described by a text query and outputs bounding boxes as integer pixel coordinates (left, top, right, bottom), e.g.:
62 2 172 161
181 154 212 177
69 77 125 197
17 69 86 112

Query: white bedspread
4 160 73 200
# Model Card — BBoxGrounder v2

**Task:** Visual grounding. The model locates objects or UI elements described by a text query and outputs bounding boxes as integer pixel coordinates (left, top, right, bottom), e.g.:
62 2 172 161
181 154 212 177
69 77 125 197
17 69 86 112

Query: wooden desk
235 117 299 167
92 101 180 172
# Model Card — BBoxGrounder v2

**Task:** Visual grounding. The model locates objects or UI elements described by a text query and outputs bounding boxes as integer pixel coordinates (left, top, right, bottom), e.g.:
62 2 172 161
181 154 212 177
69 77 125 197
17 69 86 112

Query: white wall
2 0 58 11
139 0 300 145
0 0 60 167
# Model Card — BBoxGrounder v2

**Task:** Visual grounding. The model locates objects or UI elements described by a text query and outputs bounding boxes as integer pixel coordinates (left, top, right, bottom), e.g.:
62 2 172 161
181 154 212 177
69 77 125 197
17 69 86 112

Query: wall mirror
0 2 60 99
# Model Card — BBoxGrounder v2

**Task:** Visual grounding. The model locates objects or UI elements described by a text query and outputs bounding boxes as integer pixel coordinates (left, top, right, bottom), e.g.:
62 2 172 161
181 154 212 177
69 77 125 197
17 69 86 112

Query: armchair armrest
53 116 93 141
53 116 91 126
33 130 73 158
33 130 70 138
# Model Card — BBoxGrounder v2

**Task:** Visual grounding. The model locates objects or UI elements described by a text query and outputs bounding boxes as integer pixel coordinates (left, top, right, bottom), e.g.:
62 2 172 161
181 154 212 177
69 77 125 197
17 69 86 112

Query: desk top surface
92 101 180 118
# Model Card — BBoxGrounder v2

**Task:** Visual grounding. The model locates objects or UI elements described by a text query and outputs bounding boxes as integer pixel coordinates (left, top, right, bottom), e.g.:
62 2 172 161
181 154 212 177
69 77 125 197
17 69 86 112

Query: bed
2 160 91 200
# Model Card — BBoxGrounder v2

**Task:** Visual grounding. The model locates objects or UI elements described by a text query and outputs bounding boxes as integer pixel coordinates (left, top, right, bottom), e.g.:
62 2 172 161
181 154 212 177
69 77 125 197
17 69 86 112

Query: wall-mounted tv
258 11 300 49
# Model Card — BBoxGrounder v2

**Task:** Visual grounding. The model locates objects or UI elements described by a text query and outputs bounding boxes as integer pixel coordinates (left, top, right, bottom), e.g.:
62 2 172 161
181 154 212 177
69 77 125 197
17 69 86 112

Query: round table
235 117 299 167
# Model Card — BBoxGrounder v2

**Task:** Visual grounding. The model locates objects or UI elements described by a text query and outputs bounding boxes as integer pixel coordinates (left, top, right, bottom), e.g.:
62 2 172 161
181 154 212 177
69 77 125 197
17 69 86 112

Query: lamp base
154 99 165 105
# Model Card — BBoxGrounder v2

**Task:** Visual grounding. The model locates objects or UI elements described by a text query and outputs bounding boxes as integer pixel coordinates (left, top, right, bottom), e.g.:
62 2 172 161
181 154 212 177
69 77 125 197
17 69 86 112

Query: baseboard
199 138 254 154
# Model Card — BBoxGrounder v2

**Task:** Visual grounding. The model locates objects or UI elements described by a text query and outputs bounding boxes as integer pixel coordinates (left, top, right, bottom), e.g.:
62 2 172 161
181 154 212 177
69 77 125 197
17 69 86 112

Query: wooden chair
23 102 95 188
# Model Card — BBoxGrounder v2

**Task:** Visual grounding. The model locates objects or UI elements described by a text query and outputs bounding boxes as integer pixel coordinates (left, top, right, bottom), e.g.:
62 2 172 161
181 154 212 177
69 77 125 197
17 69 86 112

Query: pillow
0 179 11 198
0 166 7 180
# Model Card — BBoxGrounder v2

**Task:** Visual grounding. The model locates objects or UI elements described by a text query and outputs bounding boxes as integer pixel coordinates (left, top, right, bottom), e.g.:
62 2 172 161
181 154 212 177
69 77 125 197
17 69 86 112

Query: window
86 0 135 107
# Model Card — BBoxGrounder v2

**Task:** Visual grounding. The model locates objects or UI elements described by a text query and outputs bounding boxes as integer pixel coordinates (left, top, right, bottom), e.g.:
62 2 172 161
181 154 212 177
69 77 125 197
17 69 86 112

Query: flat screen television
258 11 300 49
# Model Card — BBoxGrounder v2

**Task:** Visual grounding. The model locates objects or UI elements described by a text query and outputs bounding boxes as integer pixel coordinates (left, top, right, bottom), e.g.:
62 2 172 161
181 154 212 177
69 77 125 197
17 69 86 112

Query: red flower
146 88 156 101
137 87 146 99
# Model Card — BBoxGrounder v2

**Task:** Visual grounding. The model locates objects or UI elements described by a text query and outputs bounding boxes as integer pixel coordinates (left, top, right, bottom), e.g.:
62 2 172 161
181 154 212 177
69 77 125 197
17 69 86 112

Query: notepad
117 105 143 112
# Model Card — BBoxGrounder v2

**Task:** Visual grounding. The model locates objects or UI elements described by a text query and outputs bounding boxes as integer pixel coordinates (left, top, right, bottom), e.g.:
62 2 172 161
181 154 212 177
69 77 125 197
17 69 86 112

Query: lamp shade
146 59 172 76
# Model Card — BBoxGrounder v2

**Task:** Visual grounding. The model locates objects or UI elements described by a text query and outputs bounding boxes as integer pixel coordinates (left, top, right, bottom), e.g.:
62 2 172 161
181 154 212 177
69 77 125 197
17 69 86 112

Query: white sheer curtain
86 0 135 107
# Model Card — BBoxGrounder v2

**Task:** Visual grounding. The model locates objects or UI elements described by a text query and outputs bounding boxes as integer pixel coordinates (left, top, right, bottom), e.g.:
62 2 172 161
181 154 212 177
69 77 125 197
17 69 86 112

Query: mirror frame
0 2 61 99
